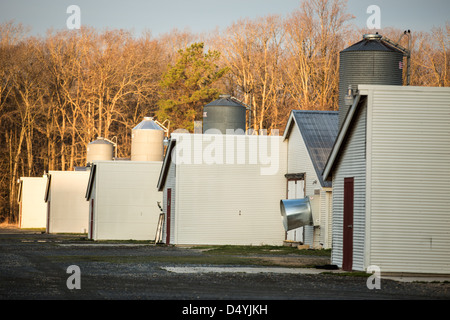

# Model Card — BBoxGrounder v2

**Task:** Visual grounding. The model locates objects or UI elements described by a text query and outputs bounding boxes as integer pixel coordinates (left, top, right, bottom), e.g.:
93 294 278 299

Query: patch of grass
322 271 370 277
47 244 330 268
192 245 331 257
94 239 156 244
20 228 46 232
48 254 296 267
411 280 450 284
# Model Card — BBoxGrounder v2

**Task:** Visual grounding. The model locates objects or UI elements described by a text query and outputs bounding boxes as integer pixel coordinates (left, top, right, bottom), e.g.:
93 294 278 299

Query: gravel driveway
1 227 449 310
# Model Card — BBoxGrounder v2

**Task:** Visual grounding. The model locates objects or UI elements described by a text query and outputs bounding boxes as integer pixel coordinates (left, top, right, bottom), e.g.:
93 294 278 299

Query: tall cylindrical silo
339 33 404 128
86 137 114 164
202 95 246 134
131 117 165 161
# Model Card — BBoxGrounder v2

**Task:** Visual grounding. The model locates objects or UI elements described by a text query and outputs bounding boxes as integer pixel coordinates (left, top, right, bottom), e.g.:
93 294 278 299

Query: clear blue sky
0 0 448 37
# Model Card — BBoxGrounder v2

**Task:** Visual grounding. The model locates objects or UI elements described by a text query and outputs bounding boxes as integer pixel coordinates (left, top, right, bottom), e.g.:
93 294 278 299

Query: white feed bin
131 117 165 161
86 137 114 164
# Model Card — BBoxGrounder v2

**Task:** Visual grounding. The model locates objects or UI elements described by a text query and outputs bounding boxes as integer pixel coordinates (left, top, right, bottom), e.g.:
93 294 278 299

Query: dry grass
0 220 18 229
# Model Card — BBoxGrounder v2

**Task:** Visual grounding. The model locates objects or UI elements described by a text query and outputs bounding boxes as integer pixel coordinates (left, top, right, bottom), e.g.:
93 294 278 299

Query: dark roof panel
292 110 339 188
342 37 403 53
205 97 246 107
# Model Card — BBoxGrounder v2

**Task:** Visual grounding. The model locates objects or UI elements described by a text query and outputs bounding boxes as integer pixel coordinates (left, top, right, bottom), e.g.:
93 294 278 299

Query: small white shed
18 176 47 229
157 133 287 246
323 85 450 274
283 110 338 249
44 169 90 234
85 160 163 240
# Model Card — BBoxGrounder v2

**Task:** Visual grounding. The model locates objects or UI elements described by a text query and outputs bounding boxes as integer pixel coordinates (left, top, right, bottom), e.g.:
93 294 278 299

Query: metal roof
88 137 114 145
157 137 177 191
322 95 365 182
205 96 246 108
342 37 403 53
133 117 164 131
286 110 339 188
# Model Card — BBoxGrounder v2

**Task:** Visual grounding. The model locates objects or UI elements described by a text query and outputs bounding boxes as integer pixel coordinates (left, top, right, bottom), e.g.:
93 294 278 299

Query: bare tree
284 0 354 111
213 15 287 133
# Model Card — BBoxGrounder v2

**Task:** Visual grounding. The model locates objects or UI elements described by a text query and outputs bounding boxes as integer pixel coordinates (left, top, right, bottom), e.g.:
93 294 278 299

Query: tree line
1 0 448 223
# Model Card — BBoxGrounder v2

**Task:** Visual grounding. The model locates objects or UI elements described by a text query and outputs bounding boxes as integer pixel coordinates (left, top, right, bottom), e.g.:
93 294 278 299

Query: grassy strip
92 240 155 244
48 254 305 267
48 244 330 268
321 271 371 277
192 245 331 257
18 228 46 232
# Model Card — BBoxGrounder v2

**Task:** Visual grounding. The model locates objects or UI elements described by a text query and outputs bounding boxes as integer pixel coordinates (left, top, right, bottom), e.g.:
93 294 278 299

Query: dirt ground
1 226 449 312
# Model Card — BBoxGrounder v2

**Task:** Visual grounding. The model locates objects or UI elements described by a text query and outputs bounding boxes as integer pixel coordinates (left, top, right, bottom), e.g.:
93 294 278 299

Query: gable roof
157 137 177 191
85 164 97 200
284 110 339 188
44 173 51 203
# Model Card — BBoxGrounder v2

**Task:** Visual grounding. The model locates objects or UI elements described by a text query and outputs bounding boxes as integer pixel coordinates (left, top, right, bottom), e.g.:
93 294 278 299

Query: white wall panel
365 85 450 274
47 171 90 233
168 134 287 246
331 102 367 270
19 177 47 229
287 123 330 247
91 161 163 240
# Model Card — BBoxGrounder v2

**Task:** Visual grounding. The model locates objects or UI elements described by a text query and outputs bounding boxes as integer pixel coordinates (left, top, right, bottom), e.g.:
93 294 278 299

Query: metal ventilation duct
280 198 313 231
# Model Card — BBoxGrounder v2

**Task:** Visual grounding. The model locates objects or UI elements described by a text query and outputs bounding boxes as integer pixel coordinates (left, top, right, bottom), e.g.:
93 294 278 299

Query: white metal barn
323 85 450 274
85 161 163 241
283 110 338 249
157 133 288 246
18 176 47 229
44 170 90 234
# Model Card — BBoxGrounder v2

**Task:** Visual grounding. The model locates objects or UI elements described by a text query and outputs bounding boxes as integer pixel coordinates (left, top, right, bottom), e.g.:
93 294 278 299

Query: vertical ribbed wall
331 102 367 270
367 86 450 274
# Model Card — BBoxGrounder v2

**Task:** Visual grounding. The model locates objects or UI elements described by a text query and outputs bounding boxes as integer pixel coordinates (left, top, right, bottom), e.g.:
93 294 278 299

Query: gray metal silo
202 95 247 134
339 33 404 127
131 117 165 161
86 137 114 164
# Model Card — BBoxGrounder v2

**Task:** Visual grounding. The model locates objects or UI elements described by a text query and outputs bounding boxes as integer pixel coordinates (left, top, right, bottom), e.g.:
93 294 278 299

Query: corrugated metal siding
327 191 333 249
174 135 287 245
368 86 450 274
90 169 97 239
287 124 322 247
318 189 333 249
331 102 367 270
163 160 176 244
287 125 307 243
288 125 306 175
48 171 90 234
286 179 304 241
19 177 47 229
288 125 321 196
93 162 162 240
304 226 314 247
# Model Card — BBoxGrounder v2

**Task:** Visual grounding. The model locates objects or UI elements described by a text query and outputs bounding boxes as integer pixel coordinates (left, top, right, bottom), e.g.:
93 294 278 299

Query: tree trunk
10 126 25 223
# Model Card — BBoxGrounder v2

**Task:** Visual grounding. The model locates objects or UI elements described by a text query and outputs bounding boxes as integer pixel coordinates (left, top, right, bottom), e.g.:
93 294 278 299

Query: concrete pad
383 275 450 283
162 266 450 283
162 266 340 275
